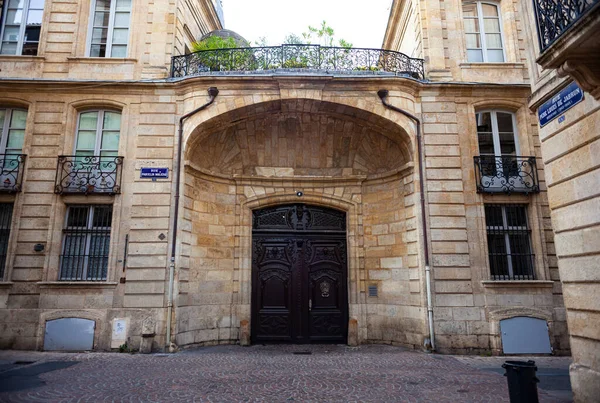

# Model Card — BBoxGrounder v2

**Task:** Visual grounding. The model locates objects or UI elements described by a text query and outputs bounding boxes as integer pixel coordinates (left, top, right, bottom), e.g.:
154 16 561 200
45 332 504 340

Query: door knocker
320 281 330 298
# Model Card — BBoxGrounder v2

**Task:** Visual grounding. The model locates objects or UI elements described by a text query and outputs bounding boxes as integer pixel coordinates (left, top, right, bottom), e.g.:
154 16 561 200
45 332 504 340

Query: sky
221 0 394 48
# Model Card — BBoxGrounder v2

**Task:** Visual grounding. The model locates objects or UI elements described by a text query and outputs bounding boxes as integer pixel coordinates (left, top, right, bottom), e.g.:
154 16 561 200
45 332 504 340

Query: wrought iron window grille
54 155 123 195
474 155 540 194
170 44 425 80
485 204 535 280
534 0 600 52
0 154 26 193
59 205 112 281
0 203 13 279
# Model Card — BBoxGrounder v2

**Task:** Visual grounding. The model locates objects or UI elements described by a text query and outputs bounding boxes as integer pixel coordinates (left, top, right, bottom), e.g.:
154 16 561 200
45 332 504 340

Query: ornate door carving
251 204 348 344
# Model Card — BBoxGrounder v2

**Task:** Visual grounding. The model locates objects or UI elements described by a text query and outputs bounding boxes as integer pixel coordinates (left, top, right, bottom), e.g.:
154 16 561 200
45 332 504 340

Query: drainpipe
166 87 219 350
377 89 435 351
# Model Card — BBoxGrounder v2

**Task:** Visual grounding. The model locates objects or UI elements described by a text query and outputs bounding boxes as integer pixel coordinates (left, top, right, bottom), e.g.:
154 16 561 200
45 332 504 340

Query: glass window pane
478 132 495 155
101 131 119 150
496 112 514 133
0 42 18 55
0 110 5 129
90 44 106 57
485 33 503 49
92 206 112 227
92 28 108 43
79 112 98 130
116 0 132 11
485 205 503 227
94 0 111 12
103 112 121 130
482 4 499 17
462 2 478 17
111 28 129 44
6 10 23 24
3 26 20 42
487 49 504 62
110 45 127 57
30 0 45 8
8 0 25 8
499 133 516 155
465 33 481 48
463 18 479 33
67 206 89 227
94 11 110 27
77 131 97 150
10 110 27 128
26 9 43 24
505 206 528 227
483 18 501 33
6 129 24 149
467 49 483 62
114 12 130 27
477 112 492 132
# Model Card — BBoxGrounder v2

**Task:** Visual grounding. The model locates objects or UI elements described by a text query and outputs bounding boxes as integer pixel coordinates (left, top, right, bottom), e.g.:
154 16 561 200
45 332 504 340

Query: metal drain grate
292 351 312 355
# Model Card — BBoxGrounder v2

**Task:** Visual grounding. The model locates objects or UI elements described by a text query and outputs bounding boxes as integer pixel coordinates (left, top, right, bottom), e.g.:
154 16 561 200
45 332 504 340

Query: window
0 108 26 190
476 110 517 157
463 1 505 62
485 204 534 280
87 0 131 57
0 0 45 55
60 205 113 281
0 203 14 279
75 110 120 159
0 108 26 155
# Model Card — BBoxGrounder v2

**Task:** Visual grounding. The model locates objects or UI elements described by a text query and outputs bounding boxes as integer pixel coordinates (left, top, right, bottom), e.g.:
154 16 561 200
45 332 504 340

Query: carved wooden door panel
251 204 348 344
306 239 347 343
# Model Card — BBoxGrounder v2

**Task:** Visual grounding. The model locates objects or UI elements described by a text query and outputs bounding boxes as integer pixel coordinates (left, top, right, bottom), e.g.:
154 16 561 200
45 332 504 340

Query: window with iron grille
485 204 535 280
0 203 13 279
60 205 112 281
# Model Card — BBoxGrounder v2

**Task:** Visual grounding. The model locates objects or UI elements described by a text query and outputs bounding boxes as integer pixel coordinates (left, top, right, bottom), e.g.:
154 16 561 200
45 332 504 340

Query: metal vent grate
368 285 378 297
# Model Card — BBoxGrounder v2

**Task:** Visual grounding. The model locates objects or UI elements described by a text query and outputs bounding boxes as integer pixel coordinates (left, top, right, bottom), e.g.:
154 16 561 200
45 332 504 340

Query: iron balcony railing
170 44 425 79
474 155 540 194
54 155 123 195
534 0 600 52
0 154 26 193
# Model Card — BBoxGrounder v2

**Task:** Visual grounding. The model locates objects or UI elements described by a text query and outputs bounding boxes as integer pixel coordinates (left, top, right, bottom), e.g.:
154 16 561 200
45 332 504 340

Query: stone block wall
0 0 221 81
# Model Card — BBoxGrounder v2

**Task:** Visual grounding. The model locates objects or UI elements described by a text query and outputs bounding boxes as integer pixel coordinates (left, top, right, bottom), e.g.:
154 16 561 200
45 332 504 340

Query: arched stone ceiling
186 99 413 178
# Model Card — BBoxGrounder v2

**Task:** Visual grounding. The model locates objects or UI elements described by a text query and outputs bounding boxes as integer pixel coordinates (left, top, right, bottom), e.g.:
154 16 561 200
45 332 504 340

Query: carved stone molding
557 59 600 100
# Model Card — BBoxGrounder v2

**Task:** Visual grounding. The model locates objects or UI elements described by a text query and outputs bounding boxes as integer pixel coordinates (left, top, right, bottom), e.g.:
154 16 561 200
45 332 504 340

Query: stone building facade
0 0 570 357
519 1 600 401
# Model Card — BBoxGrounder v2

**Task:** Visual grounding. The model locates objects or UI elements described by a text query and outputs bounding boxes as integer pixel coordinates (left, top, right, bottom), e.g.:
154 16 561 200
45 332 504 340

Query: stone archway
176 97 425 349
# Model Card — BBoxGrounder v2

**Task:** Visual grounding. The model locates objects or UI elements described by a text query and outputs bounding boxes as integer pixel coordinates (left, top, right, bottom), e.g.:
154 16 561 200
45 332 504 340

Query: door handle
309 299 312 311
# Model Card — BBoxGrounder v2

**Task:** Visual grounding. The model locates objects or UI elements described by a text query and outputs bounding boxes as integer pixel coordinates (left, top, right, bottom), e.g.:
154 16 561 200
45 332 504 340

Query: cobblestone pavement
0 345 572 402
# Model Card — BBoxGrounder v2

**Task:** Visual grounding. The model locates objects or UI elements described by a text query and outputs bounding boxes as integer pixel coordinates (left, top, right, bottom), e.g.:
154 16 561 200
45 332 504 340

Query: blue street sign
140 167 169 178
538 81 584 127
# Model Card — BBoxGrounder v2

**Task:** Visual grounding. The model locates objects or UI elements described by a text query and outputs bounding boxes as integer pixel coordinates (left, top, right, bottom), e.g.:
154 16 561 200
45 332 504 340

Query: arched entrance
251 204 348 344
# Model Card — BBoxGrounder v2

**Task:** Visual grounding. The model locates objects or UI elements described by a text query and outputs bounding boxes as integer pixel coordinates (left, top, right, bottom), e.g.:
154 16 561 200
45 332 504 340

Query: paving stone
0 345 570 402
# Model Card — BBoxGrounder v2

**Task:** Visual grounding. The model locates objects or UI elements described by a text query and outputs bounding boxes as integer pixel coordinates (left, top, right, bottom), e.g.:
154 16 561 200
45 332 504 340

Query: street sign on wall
140 167 169 179
538 81 584 127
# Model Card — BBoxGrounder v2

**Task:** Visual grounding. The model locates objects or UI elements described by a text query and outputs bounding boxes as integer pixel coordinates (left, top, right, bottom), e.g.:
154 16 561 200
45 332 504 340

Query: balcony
534 0 600 98
474 156 540 194
0 154 26 193
170 44 425 80
54 156 123 195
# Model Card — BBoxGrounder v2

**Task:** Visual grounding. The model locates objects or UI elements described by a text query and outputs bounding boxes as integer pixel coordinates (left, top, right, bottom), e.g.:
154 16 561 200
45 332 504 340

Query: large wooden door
251 204 348 344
